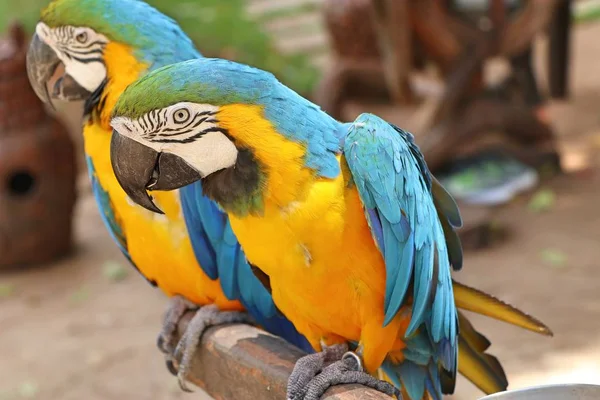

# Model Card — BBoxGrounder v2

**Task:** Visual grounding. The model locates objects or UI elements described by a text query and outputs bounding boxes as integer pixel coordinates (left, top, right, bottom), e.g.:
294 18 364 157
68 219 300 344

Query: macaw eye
75 31 88 44
173 108 191 124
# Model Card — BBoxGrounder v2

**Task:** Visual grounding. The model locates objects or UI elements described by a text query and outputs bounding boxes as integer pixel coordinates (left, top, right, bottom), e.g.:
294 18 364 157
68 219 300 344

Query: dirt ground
2 21 600 400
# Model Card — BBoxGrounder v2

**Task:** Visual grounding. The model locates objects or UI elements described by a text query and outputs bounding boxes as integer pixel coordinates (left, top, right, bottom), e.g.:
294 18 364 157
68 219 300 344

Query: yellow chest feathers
226 156 389 349
217 105 383 281
228 175 382 280
83 122 240 307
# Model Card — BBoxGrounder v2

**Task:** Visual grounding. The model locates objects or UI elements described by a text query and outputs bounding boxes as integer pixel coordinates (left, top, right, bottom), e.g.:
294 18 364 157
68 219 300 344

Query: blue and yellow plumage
29 0 312 378
109 58 553 399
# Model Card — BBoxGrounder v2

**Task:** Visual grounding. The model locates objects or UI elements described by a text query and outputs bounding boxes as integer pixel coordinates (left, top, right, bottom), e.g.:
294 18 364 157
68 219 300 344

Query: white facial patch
111 102 239 177
36 22 109 93
167 131 239 177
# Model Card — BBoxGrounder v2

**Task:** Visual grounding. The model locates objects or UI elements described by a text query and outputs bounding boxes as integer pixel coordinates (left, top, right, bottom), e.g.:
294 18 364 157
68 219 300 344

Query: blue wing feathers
384 227 414 326
216 245 238 300
215 221 241 300
406 242 434 336
179 183 218 279
86 157 129 258
428 363 444 400
343 114 459 399
398 362 427 400
431 276 446 341
381 330 443 400
366 208 385 253
194 186 227 246
432 177 462 229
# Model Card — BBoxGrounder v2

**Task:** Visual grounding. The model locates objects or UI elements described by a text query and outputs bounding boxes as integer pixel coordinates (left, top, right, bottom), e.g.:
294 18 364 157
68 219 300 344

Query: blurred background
0 0 599 399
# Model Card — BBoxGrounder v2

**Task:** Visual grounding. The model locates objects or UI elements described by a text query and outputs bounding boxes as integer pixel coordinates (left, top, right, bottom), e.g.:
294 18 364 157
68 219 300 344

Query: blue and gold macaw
25 0 312 389
109 58 553 400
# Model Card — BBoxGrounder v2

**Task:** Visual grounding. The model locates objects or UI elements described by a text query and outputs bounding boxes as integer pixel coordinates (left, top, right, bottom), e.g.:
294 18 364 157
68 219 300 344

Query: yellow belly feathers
229 167 409 372
83 122 241 311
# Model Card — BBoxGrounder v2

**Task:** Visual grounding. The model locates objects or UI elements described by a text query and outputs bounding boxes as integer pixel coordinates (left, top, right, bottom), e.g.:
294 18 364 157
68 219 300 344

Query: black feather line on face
71 56 102 65
68 47 104 56
160 111 214 134
148 110 157 131
71 40 106 50
156 116 210 138
151 126 227 144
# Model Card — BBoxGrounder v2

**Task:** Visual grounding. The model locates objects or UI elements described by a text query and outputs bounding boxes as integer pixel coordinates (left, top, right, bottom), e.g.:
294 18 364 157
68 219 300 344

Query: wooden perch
174 312 393 400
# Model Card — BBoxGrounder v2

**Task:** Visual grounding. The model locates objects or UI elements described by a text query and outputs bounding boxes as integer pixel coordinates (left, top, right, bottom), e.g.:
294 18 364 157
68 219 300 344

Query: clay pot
0 23 77 268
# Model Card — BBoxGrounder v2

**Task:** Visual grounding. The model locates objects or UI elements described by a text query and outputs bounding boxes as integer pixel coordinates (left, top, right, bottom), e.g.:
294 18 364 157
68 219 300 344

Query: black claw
178 372 194 393
165 358 178 376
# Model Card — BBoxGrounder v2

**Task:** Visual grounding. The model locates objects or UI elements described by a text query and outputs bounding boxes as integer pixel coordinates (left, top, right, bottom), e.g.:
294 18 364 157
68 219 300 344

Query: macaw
109 58 553 400
25 0 313 389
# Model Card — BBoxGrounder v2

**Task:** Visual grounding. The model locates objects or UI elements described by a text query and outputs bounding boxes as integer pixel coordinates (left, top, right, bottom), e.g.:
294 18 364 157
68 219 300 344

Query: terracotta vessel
0 23 77 268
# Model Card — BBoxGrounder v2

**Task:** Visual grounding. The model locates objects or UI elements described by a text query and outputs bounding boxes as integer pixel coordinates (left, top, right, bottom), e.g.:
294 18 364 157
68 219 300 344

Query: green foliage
0 0 45 32
17 381 39 399
69 286 90 304
0 0 319 95
528 188 556 213
574 0 600 24
147 0 318 95
102 260 129 282
0 282 15 298
540 248 568 269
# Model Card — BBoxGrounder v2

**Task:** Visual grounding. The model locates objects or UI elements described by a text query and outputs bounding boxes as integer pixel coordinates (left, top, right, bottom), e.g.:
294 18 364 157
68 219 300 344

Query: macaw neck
201 148 265 216
87 41 149 131
205 104 322 217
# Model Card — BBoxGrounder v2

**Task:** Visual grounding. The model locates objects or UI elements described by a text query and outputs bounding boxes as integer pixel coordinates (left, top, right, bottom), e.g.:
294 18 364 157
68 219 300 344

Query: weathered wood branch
548 0 572 99
175 312 392 400
369 0 413 103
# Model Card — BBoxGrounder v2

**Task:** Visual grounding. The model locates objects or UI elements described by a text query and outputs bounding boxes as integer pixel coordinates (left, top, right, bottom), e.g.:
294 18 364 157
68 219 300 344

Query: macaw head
26 0 199 113
109 58 341 214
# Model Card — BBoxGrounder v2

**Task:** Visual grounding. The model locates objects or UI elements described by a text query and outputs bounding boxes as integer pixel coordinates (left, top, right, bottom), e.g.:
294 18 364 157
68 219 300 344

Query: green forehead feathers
42 0 143 44
112 58 275 120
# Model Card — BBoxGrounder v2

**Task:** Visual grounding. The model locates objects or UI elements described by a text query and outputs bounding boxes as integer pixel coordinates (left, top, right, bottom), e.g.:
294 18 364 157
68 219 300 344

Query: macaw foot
156 295 197 359
171 304 254 392
287 343 400 400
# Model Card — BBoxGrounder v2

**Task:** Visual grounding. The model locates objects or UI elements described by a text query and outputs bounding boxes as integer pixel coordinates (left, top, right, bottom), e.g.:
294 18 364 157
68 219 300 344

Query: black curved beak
26 32 91 106
110 131 202 214
26 33 60 106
